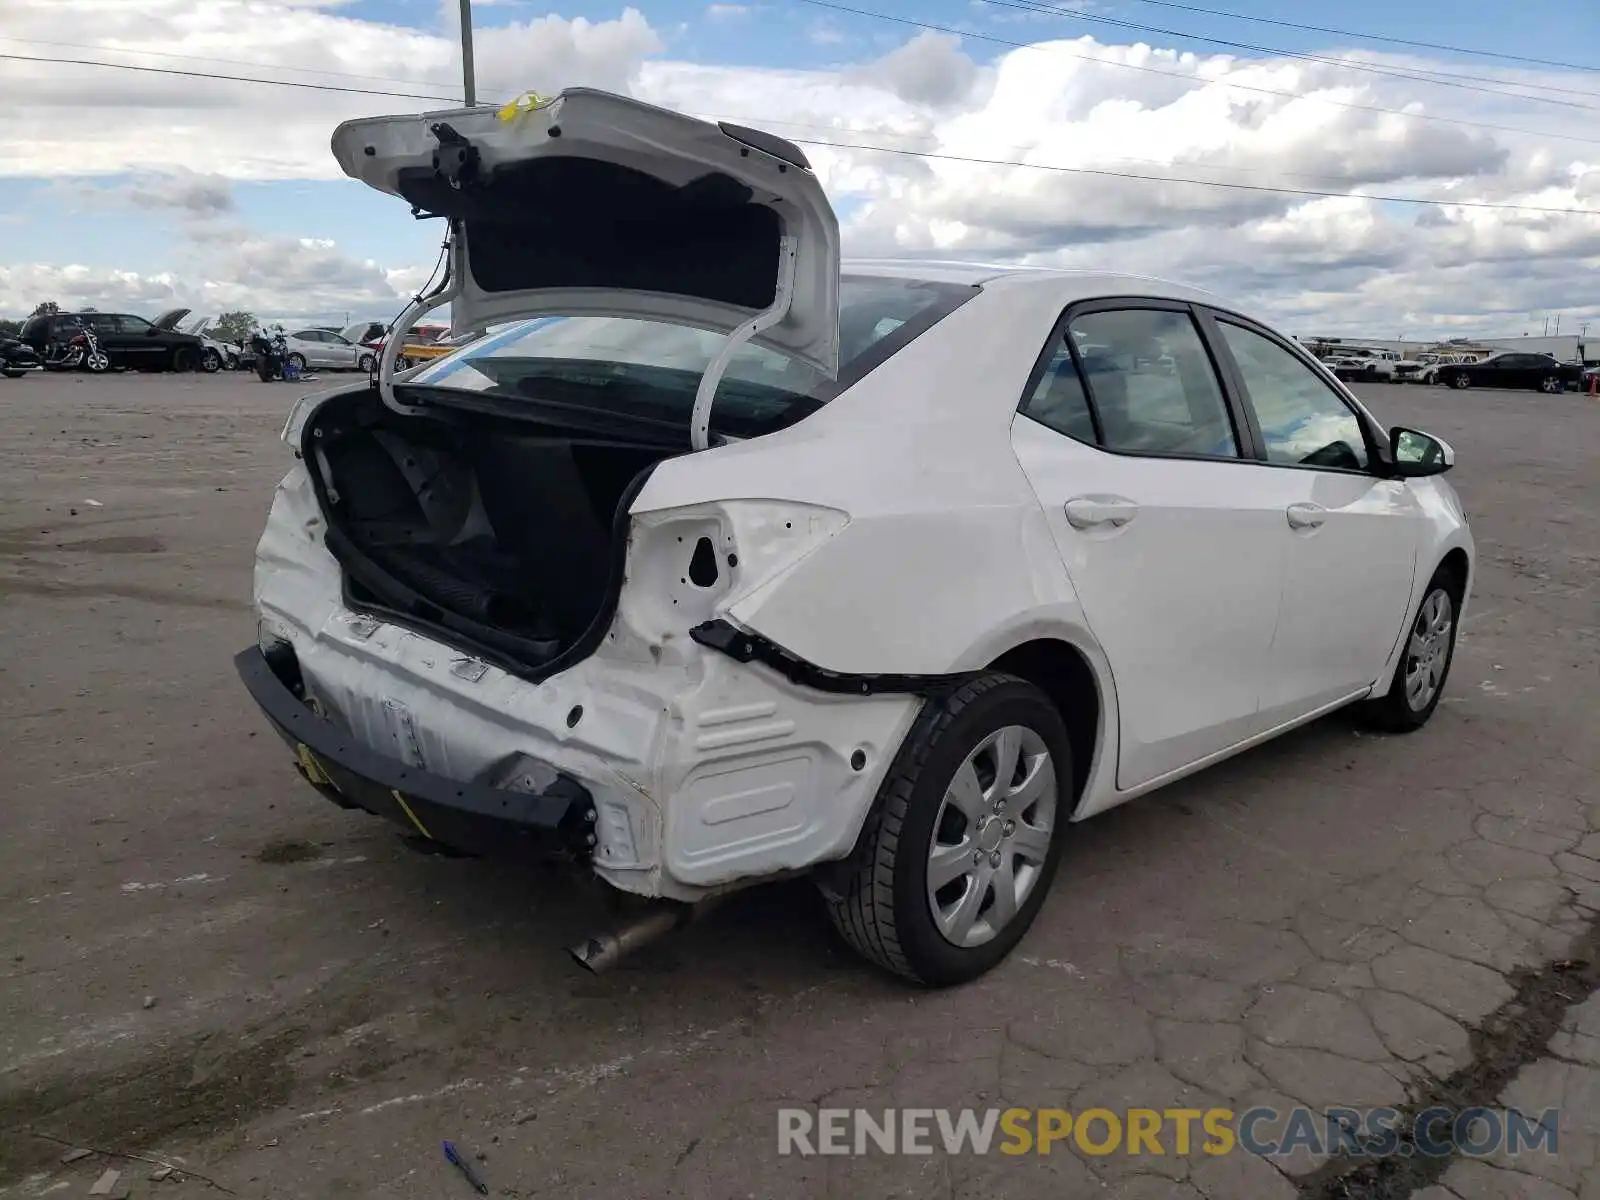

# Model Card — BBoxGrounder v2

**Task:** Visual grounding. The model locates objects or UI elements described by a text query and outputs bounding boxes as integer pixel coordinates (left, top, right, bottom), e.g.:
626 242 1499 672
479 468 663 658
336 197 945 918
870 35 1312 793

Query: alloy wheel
926 726 1058 948
1404 588 1454 712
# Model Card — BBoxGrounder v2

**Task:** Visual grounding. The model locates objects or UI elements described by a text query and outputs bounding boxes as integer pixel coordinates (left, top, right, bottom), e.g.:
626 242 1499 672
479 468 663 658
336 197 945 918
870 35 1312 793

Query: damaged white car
237 89 1475 986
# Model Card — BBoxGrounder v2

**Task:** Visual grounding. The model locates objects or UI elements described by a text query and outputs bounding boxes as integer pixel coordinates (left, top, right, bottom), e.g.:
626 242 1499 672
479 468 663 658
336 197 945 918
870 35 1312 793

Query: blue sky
2 0 1596 334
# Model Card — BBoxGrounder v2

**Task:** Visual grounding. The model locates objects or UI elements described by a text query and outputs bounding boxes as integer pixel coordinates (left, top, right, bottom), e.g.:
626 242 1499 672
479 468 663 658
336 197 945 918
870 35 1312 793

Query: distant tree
30 300 60 317
213 311 258 344
0 318 21 336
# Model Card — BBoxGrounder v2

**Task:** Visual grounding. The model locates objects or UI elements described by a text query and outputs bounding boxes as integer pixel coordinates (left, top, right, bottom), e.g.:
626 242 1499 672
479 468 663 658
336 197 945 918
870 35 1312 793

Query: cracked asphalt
0 373 1595 1199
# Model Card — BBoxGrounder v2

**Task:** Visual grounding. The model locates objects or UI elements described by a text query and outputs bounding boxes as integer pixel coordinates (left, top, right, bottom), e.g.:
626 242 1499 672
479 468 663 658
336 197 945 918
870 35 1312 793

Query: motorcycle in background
43 319 110 373
1 331 43 379
251 328 299 382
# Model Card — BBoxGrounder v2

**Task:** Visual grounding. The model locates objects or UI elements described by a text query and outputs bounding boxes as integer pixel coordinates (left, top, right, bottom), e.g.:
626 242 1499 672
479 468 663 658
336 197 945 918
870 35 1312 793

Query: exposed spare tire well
301 386 678 682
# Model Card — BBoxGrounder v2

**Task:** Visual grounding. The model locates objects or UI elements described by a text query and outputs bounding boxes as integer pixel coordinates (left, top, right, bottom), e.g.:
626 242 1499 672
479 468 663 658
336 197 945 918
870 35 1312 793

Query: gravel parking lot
1 372 1596 1199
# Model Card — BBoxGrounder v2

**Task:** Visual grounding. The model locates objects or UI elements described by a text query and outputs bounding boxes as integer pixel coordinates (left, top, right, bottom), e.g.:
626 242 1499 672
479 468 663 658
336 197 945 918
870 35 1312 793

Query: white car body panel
330 90 841 377
253 262 1474 900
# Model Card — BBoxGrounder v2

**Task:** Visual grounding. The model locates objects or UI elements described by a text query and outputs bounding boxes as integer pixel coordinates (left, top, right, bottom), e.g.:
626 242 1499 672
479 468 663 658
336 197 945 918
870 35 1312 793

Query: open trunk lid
329 89 841 377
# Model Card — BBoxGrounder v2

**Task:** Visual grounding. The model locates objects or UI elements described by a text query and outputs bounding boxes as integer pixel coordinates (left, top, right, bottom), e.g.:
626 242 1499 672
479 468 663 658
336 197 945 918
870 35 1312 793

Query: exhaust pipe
568 898 720 973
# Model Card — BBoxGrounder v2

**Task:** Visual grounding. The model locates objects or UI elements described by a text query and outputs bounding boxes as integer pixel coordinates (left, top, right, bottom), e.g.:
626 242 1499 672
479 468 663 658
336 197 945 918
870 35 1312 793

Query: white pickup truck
1329 350 1400 382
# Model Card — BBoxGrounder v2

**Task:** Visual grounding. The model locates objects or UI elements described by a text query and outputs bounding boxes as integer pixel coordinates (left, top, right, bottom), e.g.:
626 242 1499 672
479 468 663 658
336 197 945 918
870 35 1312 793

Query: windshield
404 275 976 440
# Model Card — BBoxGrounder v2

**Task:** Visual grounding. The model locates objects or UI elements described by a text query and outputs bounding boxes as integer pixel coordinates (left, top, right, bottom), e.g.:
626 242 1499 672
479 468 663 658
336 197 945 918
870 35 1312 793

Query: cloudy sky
1 0 1597 337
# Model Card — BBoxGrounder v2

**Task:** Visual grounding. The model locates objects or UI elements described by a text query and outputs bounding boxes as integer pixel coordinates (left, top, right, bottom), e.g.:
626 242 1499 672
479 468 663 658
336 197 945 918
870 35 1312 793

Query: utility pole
459 0 477 106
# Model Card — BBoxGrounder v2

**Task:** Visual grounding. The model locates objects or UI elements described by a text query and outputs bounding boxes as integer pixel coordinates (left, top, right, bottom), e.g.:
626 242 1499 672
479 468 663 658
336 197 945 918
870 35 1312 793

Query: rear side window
1020 342 1096 443
1065 309 1240 459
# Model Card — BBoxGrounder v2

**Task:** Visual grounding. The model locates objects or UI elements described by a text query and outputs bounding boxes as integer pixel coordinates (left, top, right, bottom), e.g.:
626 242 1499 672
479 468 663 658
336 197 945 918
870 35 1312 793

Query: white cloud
1 0 1598 333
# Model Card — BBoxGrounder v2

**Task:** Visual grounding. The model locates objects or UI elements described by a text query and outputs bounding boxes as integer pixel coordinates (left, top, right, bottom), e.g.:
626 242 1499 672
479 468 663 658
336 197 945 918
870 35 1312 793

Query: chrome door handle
1286 502 1327 530
1065 496 1139 530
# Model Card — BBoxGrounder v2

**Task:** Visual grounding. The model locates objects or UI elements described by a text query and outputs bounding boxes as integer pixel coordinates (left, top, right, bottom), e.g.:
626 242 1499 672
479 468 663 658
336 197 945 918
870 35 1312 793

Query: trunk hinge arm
689 235 799 452
377 228 462 415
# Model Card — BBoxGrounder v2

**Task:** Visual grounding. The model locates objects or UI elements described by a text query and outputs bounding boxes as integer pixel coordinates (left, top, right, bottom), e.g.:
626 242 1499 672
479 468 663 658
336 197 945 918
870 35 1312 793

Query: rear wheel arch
985 637 1102 810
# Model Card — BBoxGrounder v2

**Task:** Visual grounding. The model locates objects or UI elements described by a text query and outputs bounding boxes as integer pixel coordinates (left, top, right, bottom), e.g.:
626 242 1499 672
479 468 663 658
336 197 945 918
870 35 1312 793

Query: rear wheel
824 674 1070 986
1539 375 1562 394
1450 372 1471 389
358 352 375 373
394 355 412 371
1357 567 1461 733
287 353 307 372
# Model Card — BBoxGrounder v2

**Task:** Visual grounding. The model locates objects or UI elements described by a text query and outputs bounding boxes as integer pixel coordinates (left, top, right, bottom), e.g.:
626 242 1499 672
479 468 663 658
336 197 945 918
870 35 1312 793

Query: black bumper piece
689 619 974 697
234 645 596 860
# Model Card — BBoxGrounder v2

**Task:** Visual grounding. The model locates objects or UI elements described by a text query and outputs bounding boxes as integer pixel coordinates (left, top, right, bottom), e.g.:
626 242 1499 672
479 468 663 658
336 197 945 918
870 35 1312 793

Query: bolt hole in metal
927 726 1058 948
1404 587 1454 712
850 749 867 771
566 705 583 728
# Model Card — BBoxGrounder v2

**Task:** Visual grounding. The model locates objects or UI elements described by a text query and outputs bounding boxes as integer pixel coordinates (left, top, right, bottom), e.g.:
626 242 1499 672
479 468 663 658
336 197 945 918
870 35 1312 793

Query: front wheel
824 674 1070 986
199 347 221 373
358 352 375 373
84 349 109 373
1357 568 1461 733
171 346 195 372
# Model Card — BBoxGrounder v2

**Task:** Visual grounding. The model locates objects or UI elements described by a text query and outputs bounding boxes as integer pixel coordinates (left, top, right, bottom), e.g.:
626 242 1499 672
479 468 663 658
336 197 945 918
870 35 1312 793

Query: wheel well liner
986 638 1100 807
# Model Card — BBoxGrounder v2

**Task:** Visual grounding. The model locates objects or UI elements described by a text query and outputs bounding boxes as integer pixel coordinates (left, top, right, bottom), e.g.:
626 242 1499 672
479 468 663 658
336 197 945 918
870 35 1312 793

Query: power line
798 0 1600 146
0 52 462 103
788 135 1600 216
1102 0 1600 76
982 0 1600 112
6 46 1599 216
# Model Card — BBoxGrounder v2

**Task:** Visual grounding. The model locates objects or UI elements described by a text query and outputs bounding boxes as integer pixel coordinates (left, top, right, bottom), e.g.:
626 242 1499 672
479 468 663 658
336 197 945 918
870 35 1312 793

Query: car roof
841 257 1234 309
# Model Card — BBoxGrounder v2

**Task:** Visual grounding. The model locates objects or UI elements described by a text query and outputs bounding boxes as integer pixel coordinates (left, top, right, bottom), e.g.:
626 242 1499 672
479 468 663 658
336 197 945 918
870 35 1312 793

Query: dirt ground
1 372 1596 1199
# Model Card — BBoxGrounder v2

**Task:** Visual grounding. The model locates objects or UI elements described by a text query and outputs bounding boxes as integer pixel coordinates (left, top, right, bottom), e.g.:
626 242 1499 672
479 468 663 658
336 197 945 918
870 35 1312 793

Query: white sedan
237 89 1473 986
280 327 371 372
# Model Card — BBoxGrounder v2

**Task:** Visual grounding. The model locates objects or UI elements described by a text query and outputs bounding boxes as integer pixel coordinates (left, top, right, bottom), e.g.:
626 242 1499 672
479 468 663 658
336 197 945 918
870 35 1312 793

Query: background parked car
1439 351 1582 393
153 309 240 372
1393 360 1439 385
279 328 366 372
18 311 206 372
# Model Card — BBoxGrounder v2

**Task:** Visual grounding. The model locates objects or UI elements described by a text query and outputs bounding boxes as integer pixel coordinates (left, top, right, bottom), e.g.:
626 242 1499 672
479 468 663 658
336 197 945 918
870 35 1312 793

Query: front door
1011 302 1287 791
1204 313 1421 720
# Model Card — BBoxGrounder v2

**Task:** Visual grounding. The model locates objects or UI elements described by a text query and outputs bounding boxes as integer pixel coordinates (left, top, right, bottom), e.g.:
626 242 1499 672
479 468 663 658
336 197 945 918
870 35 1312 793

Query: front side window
1066 308 1240 459
406 275 975 439
114 315 151 335
1217 320 1369 471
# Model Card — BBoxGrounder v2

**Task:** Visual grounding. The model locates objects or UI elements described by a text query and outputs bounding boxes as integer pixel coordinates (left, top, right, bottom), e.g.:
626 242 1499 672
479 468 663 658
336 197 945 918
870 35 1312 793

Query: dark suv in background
19 311 207 372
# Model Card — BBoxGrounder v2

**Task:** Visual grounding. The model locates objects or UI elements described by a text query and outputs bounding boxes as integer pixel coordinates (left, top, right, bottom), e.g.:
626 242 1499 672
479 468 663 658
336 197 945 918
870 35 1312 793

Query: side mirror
1389 427 1454 477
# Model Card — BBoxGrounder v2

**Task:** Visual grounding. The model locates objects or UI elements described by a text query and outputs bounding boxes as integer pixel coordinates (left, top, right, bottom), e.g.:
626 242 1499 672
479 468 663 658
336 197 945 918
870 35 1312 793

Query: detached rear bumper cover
234 645 597 858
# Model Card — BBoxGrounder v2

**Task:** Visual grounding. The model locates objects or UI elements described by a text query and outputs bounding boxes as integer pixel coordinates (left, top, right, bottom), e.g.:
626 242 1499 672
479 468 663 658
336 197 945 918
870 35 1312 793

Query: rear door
1011 300 1287 791
1202 310 1420 720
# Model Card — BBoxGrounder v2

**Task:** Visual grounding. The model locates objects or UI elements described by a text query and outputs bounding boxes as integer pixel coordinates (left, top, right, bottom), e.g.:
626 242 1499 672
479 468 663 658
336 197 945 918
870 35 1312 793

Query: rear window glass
405 275 975 439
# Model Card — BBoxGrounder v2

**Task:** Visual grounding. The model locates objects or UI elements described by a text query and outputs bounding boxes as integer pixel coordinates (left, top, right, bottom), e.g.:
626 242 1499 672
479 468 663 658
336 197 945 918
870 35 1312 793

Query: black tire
1539 375 1562 394
1450 372 1470 389
287 353 307 372
171 346 195 372
1357 564 1464 733
2 368 26 379
358 352 375 373
823 673 1072 987
199 347 221 373
394 355 412 371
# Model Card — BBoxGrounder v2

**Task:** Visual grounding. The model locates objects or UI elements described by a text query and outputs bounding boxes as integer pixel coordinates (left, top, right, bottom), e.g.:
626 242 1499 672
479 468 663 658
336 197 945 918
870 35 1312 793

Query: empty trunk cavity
305 389 674 675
